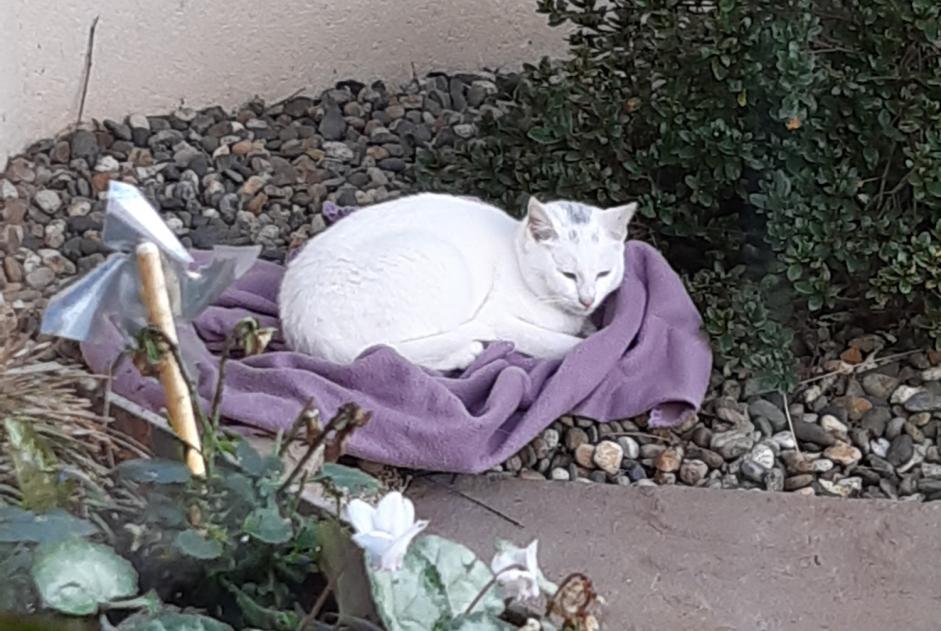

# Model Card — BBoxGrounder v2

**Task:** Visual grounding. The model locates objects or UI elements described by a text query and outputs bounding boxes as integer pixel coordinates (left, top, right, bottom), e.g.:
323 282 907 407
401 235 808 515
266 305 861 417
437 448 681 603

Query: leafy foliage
0 507 97 544
316 462 383 495
2 184 608 629
31 539 138 615
367 535 505 631
419 0 941 388
115 611 235 631
110 437 322 627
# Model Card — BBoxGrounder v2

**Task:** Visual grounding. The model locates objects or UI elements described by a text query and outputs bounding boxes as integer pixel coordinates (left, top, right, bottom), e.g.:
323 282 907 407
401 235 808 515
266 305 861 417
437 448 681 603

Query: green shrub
419 0 941 389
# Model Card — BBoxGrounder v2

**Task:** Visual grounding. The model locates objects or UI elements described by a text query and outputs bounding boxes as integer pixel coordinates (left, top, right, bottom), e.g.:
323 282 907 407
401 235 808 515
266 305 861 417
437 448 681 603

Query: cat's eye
561 271 577 281
597 270 611 278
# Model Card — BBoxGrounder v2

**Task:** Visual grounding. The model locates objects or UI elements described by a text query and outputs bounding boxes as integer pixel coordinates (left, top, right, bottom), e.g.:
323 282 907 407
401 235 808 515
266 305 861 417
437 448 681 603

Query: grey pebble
617 436 640 459
862 372 900 399
70 130 99 161
904 392 941 413
860 406 891 436
34 190 62 213
25 266 55 289
792 420 836 447
764 468 785 492
740 459 767 484
784 474 815 491
885 417 906 440
748 398 787 431
710 430 754 460
887 434 914 467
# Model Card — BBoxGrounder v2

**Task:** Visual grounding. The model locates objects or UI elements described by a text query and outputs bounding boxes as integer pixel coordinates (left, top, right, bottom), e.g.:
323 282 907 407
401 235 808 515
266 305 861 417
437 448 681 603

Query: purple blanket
82 241 712 474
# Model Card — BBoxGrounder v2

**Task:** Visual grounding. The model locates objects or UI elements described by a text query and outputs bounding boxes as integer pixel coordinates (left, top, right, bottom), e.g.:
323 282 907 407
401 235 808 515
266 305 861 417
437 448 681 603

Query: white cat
279 193 637 371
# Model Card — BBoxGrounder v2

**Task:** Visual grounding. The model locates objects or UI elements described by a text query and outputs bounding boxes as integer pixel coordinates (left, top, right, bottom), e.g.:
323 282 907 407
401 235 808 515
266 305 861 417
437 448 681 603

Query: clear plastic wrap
41 181 260 348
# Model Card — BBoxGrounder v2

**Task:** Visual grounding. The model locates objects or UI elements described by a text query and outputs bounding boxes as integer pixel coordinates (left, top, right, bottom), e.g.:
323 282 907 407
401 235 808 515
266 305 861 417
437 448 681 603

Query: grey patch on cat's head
559 201 592 225
568 228 579 242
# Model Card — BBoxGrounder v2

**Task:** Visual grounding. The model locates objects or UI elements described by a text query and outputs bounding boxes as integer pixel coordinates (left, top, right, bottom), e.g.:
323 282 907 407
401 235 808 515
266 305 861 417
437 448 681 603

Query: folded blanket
82 240 712 474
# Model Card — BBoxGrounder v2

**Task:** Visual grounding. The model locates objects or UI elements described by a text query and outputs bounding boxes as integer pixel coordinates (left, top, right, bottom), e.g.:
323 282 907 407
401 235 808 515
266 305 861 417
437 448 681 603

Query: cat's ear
600 201 638 241
526 197 558 242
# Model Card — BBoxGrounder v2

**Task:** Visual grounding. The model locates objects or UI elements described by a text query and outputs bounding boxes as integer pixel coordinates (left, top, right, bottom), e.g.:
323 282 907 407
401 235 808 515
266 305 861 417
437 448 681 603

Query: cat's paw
431 341 485 372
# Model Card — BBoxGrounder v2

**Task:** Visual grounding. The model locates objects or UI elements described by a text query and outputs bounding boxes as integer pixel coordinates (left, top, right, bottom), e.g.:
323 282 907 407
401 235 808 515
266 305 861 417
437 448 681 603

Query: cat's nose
579 296 594 308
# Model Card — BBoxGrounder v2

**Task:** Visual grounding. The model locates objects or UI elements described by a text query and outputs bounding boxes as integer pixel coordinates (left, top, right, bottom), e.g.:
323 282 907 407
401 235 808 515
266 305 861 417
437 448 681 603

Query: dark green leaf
174 530 223 560
31 540 138 615
793 281 814 295
315 464 381 494
225 582 299 631
116 459 191 485
242 506 292 544
235 439 267 477
116 611 234 631
526 127 559 145
0 507 97 544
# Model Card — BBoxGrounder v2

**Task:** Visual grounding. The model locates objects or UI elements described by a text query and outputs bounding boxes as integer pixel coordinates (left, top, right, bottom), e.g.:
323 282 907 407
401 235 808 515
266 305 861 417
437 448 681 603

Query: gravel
498 341 941 502
3 69 941 503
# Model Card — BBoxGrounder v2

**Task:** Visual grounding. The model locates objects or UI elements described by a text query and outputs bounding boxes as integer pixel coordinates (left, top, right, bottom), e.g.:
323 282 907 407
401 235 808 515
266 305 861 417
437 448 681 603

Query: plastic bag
41 181 260 348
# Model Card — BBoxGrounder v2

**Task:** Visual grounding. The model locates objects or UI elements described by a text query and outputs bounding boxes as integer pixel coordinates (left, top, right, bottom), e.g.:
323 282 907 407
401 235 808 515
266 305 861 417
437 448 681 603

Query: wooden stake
135 242 206 477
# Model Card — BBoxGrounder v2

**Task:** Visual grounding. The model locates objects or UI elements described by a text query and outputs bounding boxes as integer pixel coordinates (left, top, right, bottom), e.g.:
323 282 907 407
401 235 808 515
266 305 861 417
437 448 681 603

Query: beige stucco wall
0 0 566 168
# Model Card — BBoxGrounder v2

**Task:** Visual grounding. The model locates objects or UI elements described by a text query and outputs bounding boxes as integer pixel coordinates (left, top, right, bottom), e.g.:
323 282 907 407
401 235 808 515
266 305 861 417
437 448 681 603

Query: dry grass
0 309 149 508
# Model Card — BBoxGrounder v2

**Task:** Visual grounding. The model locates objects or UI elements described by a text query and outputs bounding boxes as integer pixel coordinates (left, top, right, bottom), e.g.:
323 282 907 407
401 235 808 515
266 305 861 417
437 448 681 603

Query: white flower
346 491 428 572
490 539 542 602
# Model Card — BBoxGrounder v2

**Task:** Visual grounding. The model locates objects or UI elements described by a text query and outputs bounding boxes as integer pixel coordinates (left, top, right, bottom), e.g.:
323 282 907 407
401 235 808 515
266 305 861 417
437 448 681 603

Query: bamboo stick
135 242 206 477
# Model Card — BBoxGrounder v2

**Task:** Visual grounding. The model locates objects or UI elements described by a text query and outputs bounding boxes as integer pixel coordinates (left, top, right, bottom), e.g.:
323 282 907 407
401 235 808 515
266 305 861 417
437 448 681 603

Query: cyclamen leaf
0 506 97 544
367 535 501 631
316 463 381 494
174 530 223 560
243 506 292 544
31 540 138 615
117 459 191 484
116 611 234 631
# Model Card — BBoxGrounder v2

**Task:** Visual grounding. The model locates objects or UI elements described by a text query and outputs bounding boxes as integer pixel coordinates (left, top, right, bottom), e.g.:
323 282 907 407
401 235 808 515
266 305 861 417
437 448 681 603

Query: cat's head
516 196 637 315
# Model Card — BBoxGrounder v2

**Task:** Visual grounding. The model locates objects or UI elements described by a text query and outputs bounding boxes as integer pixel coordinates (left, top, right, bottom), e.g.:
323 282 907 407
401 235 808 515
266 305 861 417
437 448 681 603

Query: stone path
411 474 941 630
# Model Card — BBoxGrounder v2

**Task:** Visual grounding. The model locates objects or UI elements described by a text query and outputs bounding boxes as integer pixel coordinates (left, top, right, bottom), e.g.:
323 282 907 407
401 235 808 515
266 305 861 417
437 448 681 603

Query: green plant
419 0 941 388
687 265 796 392
2 317 605 630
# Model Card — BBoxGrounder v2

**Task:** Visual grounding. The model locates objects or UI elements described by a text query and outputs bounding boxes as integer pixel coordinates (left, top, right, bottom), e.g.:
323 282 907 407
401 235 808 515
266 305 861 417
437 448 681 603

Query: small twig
424 476 524 528
291 468 311 514
865 142 898 213
102 350 125 423
278 399 333 494
606 431 672 443
883 168 915 198
780 390 802 457
319 613 385 631
810 46 856 54
297 572 336 630
77 15 101 126
464 564 526 615
797 348 927 387
279 402 315 458
103 349 131 469
271 86 306 109
209 331 238 432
